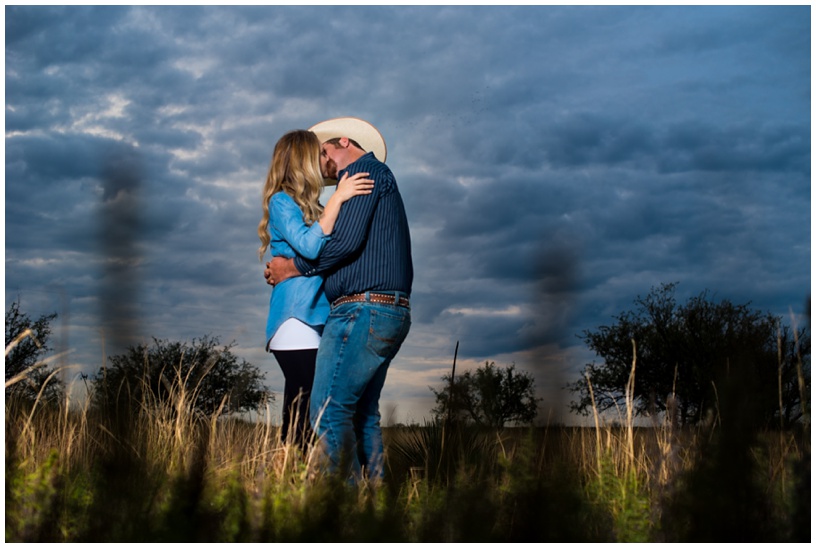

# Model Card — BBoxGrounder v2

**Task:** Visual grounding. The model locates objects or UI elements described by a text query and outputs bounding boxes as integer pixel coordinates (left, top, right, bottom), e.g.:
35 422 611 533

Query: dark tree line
10 283 809 429
6 300 268 415
568 283 809 427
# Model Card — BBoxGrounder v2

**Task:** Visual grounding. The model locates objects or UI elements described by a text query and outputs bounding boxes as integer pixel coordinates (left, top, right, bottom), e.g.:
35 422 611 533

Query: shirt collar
338 152 376 180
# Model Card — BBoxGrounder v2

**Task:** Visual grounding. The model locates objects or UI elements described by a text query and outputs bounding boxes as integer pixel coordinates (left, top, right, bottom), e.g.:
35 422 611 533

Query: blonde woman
258 129 373 449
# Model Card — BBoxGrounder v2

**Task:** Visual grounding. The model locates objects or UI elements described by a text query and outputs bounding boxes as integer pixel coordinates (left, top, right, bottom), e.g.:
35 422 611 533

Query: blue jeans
310 292 411 481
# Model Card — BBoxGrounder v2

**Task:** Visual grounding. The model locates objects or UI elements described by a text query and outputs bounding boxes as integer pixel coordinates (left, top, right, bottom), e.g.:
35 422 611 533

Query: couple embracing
257 117 412 482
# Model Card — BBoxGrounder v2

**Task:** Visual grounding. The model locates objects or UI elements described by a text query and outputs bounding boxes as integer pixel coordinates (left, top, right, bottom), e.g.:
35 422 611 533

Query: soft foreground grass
4 342 810 542
5 396 809 542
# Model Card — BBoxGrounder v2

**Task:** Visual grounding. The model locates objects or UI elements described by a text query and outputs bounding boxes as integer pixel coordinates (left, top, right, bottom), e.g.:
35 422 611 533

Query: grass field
5 374 810 542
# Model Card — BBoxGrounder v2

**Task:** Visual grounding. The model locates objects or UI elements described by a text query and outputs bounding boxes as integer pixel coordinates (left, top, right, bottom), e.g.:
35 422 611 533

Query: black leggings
271 349 317 450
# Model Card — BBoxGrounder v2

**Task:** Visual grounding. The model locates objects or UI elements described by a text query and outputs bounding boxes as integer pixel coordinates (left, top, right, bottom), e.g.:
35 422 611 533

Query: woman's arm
317 171 373 235
269 193 330 260
268 173 373 260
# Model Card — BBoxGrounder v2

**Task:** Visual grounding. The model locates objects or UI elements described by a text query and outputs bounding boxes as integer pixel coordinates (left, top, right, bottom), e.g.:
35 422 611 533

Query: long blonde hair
257 130 325 261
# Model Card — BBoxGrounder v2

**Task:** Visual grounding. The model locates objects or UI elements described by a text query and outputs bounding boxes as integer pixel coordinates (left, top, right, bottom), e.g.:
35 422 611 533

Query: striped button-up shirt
294 152 413 303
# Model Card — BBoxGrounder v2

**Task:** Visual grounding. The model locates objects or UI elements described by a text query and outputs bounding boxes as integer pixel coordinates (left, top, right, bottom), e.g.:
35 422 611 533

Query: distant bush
89 335 269 416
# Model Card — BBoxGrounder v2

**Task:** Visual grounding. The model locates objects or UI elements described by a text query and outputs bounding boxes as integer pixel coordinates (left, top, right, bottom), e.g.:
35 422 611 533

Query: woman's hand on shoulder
334 172 374 203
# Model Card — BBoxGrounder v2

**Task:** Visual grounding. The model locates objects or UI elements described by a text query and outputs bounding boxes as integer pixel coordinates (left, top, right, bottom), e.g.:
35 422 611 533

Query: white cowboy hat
309 117 387 186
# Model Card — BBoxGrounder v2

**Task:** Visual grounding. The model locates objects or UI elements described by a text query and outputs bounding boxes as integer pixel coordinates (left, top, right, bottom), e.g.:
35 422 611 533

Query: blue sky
5 5 811 425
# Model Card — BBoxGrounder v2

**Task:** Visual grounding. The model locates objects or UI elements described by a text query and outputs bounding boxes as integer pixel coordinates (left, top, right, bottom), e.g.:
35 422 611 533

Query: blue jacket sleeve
269 193 329 260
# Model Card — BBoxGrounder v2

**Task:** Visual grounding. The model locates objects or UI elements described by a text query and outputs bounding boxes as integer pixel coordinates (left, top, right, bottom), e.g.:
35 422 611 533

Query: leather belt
332 292 410 309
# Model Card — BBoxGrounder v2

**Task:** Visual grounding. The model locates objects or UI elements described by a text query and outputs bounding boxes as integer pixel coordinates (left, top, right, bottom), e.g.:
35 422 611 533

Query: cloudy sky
5 5 811 425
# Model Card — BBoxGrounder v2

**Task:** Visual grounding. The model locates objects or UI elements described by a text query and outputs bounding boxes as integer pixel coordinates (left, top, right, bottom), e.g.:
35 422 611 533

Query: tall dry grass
5 331 809 542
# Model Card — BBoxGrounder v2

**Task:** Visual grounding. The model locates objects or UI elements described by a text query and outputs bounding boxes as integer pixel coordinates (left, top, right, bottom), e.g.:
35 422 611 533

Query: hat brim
309 117 387 186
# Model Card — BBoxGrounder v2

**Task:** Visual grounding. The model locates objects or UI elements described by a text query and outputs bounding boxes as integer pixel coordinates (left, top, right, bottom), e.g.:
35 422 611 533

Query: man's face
320 142 341 180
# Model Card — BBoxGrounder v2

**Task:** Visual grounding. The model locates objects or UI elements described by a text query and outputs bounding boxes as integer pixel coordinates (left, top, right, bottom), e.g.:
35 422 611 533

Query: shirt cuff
309 221 330 240
293 255 317 277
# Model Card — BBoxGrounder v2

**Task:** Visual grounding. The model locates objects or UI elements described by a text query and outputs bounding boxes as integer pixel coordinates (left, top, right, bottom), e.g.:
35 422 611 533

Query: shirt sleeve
270 193 329 260
294 163 386 276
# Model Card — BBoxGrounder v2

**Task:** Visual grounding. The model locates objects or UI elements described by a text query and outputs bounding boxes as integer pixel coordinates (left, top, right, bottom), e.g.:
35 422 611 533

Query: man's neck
340 148 366 170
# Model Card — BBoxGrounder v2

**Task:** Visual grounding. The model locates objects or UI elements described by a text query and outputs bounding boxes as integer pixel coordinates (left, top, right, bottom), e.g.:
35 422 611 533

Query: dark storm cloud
658 122 809 174
5 5 810 423
7 134 107 257
6 6 124 62
6 132 104 182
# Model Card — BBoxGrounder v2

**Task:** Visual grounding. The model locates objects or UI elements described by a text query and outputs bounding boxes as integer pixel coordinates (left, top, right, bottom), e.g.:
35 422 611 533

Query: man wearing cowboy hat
265 117 413 481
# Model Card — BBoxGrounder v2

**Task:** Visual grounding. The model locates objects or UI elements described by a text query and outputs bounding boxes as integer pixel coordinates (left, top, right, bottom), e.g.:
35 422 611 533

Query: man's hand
264 256 300 286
